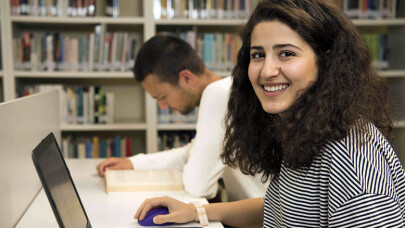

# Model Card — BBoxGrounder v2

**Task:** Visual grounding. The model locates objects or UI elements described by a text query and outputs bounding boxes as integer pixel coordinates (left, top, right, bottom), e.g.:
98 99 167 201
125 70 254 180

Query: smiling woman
134 0 405 227
248 21 318 114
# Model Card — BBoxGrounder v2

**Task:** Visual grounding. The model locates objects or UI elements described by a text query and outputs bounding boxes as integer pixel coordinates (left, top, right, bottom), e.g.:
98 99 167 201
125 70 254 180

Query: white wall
0 90 60 228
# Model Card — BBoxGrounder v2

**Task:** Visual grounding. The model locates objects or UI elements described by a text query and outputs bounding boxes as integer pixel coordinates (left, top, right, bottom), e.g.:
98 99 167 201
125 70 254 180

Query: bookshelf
158 123 197 131
0 0 404 164
0 4 3 103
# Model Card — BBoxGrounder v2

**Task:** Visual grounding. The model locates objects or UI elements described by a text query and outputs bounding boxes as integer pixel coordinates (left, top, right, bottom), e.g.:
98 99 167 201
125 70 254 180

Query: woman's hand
134 196 197 225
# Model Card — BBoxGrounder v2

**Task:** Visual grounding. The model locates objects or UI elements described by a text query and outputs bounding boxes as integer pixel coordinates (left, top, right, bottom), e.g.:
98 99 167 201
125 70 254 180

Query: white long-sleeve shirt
129 77 268 200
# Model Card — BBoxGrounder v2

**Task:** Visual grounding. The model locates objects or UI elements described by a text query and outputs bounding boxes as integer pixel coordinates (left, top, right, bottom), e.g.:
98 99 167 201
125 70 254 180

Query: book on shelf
11 0 97 17
362 33 390 70
158 106 198 124
106 0 120 17
105 169 184 193
342 0 394 19
13 29 140 72
153 0 251 20
158 131 195 151
20 84 115 125
158 31 240 72
62 135 133 158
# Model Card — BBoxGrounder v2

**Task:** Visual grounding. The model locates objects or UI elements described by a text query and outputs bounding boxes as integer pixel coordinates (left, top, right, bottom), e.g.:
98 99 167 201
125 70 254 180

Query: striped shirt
264 123 405 227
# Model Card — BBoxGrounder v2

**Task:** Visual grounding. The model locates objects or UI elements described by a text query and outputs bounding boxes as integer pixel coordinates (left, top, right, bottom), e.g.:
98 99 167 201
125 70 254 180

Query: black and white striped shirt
264 123 405 227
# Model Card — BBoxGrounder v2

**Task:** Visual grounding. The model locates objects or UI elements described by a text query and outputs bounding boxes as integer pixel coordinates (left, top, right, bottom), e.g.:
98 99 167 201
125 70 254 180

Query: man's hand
96 157 133 177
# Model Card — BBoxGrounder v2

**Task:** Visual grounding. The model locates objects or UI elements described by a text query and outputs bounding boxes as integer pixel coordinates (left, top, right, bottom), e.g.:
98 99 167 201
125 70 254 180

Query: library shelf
380 70 405 78
155 18 246 26
14 71 134 79
394 121 405 128
157 124 196 131
353 18 405 26
10 16 146 25
61 123 147 131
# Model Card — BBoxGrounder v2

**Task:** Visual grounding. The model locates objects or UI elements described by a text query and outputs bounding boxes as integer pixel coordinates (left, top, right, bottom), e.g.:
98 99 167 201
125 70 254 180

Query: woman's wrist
190 201 209 226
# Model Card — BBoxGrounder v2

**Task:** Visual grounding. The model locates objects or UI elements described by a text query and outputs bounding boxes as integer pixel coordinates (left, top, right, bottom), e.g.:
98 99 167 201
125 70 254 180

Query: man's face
141 74 196 115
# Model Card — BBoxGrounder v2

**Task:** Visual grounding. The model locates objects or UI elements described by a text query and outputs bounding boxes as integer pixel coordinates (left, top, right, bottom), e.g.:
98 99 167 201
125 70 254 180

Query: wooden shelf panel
156 18 405 27
157 124 196 131
380 70 405 78
61 123 147 131
394 121 405 128
14 71 134 79
353 19 405 26
155 18 246 26
11 16 145 25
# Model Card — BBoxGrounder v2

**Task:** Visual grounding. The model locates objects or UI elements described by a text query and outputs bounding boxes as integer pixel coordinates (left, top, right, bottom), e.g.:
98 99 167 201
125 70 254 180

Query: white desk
17 159 223 228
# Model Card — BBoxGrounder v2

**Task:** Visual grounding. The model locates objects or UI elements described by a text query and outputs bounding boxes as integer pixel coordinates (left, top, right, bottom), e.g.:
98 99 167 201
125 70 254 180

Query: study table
16 159 223 228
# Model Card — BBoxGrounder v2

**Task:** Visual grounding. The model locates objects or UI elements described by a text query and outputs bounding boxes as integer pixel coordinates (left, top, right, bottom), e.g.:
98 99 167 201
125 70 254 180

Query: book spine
114 136 121 157
78 142 86 158
121 138 126 157
93 136 99 158
106 92 115 124
126 137 132 157
87 86 94 124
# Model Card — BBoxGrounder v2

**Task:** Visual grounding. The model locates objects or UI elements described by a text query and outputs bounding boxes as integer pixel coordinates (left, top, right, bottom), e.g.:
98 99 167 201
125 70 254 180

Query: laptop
32 132 92 228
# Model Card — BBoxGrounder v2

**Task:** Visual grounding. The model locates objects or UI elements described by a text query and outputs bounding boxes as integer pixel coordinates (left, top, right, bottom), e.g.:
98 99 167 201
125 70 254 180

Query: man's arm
96 143 192 176
182 82 230 198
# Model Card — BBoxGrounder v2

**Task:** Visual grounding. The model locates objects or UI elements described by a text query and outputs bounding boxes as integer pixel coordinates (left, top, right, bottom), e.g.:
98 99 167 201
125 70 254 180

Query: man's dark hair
133 35 205 85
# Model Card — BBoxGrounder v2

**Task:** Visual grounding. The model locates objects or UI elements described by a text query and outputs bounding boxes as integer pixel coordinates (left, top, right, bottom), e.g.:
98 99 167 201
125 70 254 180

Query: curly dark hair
222 0 394 182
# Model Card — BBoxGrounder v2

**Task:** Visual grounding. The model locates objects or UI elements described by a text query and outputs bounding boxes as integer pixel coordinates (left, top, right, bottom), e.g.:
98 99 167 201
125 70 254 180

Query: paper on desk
105 169 184 193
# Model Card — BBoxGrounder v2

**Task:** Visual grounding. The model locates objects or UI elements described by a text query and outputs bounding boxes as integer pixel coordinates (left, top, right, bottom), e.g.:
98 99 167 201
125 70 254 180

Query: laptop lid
32 133 92 228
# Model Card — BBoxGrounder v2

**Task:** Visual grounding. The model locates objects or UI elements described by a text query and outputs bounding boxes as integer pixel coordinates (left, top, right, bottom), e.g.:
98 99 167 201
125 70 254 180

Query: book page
105 169 184 192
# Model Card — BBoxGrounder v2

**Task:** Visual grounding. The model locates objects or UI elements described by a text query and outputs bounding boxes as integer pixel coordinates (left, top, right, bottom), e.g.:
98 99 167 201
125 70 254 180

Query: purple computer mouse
138 207 173 226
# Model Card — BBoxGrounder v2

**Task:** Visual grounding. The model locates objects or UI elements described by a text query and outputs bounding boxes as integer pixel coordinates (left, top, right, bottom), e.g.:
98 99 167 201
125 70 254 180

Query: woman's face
248 21 318 114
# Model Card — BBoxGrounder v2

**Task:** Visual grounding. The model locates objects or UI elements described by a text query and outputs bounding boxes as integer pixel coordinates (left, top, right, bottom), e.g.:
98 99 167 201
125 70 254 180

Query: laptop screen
32 133 91 228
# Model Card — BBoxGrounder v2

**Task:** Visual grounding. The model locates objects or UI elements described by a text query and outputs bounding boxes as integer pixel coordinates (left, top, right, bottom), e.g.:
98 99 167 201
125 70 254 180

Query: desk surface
17 159 223 228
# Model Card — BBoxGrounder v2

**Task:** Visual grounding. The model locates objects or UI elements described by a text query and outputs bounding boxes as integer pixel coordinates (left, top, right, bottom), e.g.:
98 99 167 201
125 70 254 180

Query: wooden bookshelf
61 123 147 131
11 16 146 25
1 0 405 158
353 19 405 26
395 121 405 128
157 123 196 131
155 18 246 26
380 70 405 78
14 71 134 79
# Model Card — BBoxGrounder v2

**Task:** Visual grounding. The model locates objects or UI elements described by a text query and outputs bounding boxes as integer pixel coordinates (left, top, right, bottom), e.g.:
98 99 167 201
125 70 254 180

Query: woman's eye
280 51 295 57
251 52 265 59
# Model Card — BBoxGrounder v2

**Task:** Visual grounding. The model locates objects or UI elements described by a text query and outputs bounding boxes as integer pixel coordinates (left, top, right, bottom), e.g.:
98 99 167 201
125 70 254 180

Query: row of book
157 131 195 151
160 31 241 72
158 106 198 124
362 33 390 70
20 84 115 125
10 0 96 17
341 0 395 19
62 135 133 158
154 0 252 20
13 27 140 72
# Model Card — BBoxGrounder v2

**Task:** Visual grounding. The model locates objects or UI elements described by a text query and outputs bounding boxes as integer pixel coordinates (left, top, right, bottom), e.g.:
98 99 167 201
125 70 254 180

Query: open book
105 169 184 193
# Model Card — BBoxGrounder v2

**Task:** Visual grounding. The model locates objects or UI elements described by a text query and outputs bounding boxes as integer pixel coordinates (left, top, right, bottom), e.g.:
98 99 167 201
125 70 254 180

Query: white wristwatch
191 201 209 226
